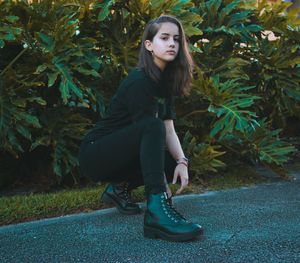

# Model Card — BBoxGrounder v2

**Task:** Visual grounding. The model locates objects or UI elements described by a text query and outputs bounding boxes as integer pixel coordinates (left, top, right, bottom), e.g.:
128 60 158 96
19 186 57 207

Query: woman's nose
169 38 175 47
169 40 175 47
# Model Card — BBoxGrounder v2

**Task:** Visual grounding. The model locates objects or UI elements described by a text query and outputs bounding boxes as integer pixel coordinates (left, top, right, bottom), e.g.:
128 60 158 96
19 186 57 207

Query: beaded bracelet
177 161 188 167
177 157 189 163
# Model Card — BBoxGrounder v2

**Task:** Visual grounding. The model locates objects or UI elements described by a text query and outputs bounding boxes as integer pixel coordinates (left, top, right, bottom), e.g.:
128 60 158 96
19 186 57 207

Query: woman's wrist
177 161 188 168
176 156 189 167
176 156 189 162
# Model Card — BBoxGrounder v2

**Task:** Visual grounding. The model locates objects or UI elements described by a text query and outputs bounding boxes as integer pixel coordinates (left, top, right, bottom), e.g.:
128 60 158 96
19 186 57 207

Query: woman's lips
166 51 176 55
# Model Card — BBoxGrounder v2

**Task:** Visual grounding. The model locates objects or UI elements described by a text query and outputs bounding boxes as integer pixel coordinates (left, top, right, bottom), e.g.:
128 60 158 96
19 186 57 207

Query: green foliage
219 118 296 167
192 69 260 139
0 0 22 48
185 0 298 176
94 0 202 77
194 0 262 41
245 119 296 165
0 76 43 156
30 108 92 180
0 0 299 186
182 130 226 175
239 32 300 129
0 15 22 48
0 0 99 182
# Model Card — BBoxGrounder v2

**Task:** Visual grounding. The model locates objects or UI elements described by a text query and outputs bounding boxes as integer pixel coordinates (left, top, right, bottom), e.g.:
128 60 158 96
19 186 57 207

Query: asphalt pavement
0 166 299 263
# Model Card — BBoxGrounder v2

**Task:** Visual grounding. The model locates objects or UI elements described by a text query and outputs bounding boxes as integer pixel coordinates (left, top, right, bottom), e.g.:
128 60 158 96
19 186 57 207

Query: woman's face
145 22 180 71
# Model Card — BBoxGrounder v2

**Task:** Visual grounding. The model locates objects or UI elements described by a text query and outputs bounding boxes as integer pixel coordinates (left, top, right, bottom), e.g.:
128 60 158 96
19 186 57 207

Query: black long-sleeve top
84 67 176 141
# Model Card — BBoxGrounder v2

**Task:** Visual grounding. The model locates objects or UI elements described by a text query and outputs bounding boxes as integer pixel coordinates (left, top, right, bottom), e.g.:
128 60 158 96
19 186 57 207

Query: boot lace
161 193 186 223
114 182 132 203
167 197 186 221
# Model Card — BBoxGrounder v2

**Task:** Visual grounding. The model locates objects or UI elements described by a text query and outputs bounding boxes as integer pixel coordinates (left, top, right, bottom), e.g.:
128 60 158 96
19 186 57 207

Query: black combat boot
144 192 204 242
100 182 142 215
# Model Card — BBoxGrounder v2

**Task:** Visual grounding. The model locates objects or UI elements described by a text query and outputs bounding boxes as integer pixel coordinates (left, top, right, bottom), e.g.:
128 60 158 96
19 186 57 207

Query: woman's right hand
172 163 189 195
166 184 173 199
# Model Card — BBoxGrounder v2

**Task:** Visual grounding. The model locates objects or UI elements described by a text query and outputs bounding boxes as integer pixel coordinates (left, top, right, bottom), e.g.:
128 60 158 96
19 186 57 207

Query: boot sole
101 192 142 215
144 225 204 242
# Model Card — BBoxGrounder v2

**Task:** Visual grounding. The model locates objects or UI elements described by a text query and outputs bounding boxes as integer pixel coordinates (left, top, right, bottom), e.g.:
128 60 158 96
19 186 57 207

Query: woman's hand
166 184 173 199
172 164 189 195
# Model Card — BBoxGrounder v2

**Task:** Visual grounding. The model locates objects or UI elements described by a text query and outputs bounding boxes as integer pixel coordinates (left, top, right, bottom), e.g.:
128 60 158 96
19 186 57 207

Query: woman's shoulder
126 67 150 83
121 67 157 92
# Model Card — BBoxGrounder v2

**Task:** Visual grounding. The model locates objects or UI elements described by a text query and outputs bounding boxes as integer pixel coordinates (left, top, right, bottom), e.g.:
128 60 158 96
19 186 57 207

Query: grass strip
1 187 103 225
0 184 182 226
0 165 266 226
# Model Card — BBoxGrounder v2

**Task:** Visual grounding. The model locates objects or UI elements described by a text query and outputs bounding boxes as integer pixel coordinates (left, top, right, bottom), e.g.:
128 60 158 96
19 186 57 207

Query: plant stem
183 110 208 118
0 48 27 77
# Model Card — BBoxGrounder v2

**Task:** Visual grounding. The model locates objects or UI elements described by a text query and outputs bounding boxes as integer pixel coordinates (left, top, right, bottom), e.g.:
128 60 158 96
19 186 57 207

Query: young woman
78 15 204 242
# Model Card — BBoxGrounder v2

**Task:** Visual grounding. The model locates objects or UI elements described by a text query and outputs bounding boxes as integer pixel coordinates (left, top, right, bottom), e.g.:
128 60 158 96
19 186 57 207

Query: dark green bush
0 0 299 188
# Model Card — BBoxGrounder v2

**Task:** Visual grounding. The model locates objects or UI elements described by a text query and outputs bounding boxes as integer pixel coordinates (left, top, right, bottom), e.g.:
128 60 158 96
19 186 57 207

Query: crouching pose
78 15 204 242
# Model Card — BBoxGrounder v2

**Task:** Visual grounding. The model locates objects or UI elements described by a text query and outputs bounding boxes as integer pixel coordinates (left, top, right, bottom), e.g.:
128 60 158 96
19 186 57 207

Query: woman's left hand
172 164 189 195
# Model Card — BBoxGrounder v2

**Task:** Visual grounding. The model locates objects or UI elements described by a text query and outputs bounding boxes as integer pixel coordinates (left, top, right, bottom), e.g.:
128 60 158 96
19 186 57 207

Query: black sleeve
163 96 176 120
125 78 158 122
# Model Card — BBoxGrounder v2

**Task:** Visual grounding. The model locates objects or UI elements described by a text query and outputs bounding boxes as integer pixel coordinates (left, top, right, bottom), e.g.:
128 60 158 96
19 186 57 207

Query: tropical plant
0 0 99 184
179 0 298 177
0 0 299 188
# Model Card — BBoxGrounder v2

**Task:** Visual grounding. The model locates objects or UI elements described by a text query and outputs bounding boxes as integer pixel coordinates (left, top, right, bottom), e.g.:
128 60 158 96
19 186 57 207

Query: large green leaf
182 130 226 175
0 0 299 184
94 0 115 22
246 119 297 165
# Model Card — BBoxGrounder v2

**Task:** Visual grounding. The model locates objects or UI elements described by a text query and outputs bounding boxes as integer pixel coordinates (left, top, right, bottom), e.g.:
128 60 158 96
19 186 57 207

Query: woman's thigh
114 149 177 189
79 116 167 182
79 123 142 181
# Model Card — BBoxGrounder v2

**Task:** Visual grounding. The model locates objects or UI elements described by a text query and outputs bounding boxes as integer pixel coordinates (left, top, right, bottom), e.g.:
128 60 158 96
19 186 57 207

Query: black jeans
78 116 177 196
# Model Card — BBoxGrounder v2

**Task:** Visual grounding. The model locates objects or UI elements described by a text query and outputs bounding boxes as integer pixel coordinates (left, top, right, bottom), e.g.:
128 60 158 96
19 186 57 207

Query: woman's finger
176 177 188 194
172 170 179 184
176 186 183 194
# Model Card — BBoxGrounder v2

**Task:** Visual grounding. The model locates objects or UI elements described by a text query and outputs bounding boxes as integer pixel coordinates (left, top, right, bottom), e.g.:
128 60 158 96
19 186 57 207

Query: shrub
0 0 299 188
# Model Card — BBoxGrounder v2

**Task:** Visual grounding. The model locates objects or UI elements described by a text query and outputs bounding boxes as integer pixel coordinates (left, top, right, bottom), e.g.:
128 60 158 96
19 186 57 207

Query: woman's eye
161 37 179 42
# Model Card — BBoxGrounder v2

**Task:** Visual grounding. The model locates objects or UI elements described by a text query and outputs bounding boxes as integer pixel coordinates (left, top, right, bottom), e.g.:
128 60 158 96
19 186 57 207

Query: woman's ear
144 40 152 52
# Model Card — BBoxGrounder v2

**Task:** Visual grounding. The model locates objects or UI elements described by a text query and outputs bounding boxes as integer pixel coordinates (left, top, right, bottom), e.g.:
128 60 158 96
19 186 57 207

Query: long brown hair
137 15 194 97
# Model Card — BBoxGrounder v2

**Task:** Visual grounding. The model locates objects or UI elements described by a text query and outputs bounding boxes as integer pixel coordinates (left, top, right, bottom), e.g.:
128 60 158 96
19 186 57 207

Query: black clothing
79 68 177 195
83 67 176 142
